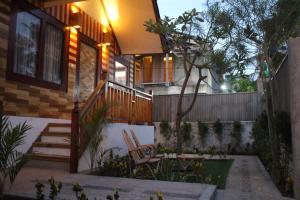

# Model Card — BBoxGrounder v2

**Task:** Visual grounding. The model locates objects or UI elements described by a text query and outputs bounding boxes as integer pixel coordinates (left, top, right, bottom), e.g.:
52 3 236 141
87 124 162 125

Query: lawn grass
202 159 234 189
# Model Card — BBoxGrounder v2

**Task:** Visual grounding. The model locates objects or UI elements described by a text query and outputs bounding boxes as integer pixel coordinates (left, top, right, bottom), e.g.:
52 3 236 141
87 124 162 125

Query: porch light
69 4 81 29
98 32 111 46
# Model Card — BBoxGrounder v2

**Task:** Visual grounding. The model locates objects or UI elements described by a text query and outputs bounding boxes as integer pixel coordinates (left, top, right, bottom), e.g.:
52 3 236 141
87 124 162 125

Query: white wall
78 123 154 172
8 116 70 154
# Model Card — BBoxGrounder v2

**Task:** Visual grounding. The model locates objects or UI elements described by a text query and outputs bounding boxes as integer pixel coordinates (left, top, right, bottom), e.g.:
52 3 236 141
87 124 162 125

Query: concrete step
26 153 69 171
32 142 70 156
47 123 71 133
40 131 70 144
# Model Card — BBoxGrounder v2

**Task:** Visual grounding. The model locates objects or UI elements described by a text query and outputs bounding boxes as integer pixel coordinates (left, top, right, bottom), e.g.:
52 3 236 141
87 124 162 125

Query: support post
165 53 169 86
70 101 79 173
288 37 300 198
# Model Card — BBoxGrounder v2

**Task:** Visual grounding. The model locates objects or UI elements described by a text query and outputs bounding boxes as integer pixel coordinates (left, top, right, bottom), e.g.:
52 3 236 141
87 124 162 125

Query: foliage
36 177 62 200
252 112 293 197
197 121 208 146
83 103 110 172
213 119 223 143
0 102 31 196
274 111 292 153
159 121 172 140
106 190 119 200
225 76 257 92
181 121 192 142
97 153 130 178
35 177 121 200
145 5 234 152
231 121 243 150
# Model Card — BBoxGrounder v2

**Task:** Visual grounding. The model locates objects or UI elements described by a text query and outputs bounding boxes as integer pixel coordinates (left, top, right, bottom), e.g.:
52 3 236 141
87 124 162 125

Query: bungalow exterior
0 0 164 172
134 53 221 95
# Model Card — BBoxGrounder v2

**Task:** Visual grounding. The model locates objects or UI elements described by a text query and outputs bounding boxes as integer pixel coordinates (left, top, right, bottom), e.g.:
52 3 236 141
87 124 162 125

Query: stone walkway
217 155 288 200
5 167 216 200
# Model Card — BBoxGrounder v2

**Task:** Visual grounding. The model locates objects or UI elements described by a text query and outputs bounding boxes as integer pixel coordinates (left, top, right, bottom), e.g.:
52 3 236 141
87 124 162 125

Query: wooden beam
43 0 87 8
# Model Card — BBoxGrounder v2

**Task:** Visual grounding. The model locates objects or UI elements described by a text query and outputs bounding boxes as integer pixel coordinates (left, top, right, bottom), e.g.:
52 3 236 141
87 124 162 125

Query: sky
157 0 206 18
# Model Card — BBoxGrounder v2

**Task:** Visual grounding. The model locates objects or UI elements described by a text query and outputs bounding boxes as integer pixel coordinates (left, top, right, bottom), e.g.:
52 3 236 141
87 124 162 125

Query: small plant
35 182 45 200
106 189 119 200
198 121 208 146
48 177 62 200
159 121 172 139
213 119 223 143
73 183 87 200
0 102 31 196
231 121 243 150
83 103 110 172
181 121 192 142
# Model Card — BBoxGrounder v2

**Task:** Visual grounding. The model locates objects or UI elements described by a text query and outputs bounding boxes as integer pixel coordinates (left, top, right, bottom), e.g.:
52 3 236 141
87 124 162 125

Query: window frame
113 56 130 86
7 0 69 91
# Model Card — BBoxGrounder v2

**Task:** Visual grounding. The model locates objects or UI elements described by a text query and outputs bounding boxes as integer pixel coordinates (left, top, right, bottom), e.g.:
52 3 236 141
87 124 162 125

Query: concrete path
217 155 288 200
6 167 216 200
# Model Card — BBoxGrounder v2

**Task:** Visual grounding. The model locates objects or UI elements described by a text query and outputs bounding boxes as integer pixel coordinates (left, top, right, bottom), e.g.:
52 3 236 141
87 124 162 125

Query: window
163 56 173 81
8 1 67 90
114 61 128 85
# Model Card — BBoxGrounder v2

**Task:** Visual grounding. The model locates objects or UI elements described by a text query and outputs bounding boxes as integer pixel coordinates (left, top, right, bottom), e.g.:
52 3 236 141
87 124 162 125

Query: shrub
159 121 172 139
198 121 208 146
231 121 243 150
213 119 223 143
181 121 192 142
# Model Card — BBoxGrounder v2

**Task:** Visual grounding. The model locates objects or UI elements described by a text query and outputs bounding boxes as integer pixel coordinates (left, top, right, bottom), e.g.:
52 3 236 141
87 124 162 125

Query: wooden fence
153 92 262 122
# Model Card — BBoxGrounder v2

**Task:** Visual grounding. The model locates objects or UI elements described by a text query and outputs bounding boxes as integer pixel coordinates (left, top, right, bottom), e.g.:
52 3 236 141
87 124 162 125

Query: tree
145 5 234 152
0 102 31 196
212 0 300 185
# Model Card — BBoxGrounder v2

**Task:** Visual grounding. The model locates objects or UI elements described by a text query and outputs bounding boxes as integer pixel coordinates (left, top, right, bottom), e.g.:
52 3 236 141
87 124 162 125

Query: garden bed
94 154 233 189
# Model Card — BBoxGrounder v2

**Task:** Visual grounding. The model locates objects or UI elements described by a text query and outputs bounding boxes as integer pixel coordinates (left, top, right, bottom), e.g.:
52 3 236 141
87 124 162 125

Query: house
0 0 164 172
133 40 221 95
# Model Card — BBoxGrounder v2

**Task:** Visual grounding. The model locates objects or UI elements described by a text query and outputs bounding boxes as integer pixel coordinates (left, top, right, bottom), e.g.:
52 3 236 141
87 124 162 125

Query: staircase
26 123 71 171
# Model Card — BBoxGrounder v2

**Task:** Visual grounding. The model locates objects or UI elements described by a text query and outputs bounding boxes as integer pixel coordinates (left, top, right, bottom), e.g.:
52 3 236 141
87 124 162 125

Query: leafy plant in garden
231 121 243 150
198 121 208 147
97 154 130 178
36 177 62 200
83 103 110 172
159 121 172 140
213 119 223 143
0 102 31 196
181 121 192 143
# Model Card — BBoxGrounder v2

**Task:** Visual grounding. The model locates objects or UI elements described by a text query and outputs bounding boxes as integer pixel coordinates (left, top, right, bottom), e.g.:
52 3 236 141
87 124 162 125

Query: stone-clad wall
0 0 75 119
0 0 130 119
154 121 254 151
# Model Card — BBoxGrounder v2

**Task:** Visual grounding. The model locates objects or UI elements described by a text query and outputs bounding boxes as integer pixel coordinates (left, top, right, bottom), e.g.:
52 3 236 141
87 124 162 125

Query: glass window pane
13 12 40 77
43 24 64 84
115 61 127 85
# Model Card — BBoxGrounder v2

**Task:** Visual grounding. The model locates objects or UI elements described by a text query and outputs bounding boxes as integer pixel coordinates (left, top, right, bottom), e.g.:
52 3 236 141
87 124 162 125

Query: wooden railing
70 80 152 173
106 81 152 123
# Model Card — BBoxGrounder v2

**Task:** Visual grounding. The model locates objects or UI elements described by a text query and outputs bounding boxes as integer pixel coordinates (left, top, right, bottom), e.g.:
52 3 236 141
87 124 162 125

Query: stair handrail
79 80 106 119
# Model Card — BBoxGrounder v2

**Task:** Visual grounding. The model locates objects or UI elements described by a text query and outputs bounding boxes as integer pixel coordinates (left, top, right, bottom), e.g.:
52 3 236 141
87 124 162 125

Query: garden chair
122 130 161 179
130 129 159 158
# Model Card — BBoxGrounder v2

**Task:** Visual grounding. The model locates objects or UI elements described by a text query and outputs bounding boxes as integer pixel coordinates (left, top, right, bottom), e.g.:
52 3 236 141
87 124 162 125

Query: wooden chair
130 129 157 158
122 130 161 179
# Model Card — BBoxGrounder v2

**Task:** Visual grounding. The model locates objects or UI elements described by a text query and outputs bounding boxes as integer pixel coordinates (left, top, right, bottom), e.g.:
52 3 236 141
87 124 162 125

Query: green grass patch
202 159 234 189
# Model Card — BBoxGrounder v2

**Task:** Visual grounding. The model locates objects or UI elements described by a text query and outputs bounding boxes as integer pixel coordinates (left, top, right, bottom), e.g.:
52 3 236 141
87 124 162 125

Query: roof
73 0 164 55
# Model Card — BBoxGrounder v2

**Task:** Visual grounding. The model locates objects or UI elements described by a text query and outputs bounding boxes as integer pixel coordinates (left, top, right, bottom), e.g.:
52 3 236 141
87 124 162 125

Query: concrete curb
199 185 217 200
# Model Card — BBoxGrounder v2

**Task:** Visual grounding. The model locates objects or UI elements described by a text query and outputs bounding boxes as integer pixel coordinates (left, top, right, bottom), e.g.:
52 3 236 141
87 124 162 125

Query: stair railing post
70 101 79 173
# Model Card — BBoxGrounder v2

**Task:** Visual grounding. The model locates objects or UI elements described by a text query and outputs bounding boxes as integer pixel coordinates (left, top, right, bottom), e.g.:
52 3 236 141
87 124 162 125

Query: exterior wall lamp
69 4 81 29
98 32 111 47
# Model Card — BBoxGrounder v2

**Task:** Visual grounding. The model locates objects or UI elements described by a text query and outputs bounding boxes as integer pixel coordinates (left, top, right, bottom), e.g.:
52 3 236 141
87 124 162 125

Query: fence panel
153 92 262 122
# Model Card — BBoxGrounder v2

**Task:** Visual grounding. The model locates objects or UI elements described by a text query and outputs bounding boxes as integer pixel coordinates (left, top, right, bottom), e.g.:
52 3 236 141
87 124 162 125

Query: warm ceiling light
71 4 79 13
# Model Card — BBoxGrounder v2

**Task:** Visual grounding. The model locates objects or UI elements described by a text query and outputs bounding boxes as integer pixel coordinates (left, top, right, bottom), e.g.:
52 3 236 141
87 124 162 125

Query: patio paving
5 166 216 200
216 155 289 200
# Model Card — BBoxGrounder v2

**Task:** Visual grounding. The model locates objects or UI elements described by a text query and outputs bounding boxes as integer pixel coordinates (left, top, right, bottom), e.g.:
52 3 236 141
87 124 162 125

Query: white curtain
13 11 40 77
43 24 63 84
